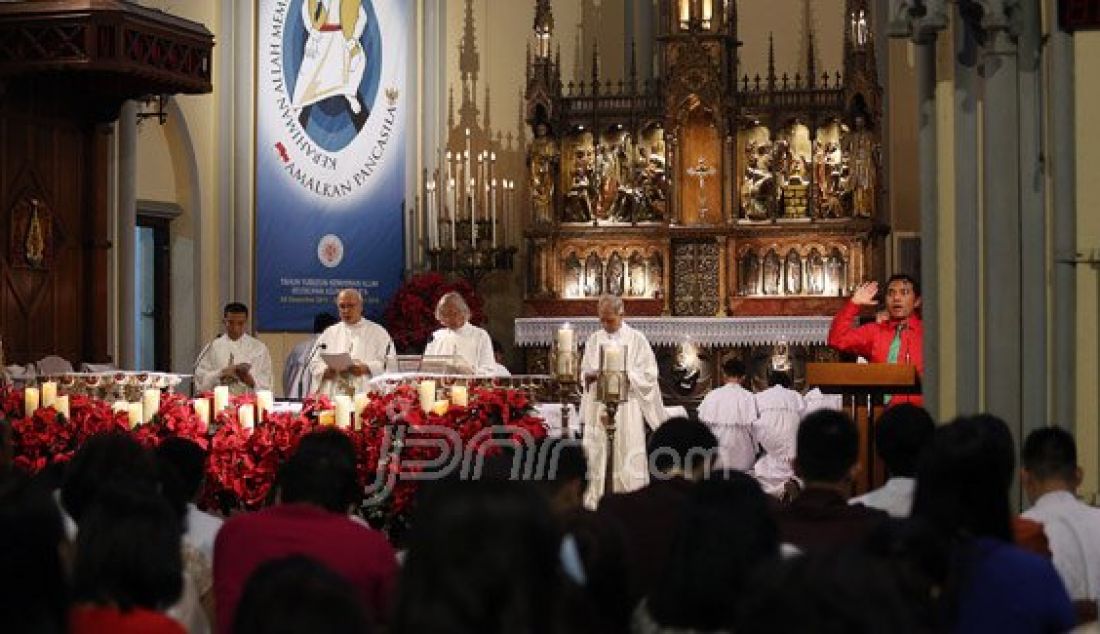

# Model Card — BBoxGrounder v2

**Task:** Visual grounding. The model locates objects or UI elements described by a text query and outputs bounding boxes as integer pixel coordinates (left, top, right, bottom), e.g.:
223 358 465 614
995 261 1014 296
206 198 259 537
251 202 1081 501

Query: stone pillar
117 101 137 370
915 38 939 416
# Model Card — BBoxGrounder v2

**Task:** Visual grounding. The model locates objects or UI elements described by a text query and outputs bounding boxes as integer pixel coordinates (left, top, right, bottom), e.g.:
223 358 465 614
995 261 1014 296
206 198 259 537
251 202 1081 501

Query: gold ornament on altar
11 197 52 270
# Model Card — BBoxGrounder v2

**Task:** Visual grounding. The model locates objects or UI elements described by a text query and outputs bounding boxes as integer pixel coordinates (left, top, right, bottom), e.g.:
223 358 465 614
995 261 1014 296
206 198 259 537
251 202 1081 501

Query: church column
1048 0 1077 428
231 0 255 311
954 11 980 413
117 101 137 370
419 0 446 271
979 0 1022 433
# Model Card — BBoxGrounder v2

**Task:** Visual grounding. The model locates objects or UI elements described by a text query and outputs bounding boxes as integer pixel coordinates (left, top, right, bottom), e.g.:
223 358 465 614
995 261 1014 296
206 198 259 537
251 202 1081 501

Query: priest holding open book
422 292 497 375
309 288 394 397
827 274 924 407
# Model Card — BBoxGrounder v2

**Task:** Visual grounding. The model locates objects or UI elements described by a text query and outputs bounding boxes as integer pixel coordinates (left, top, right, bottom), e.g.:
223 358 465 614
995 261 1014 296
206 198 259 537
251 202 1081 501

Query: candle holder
596 345 629 496
549 341 580 438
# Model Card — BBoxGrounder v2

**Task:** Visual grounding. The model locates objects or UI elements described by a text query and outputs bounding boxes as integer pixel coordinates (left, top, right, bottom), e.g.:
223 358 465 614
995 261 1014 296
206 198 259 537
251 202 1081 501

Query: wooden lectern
804 363 921 493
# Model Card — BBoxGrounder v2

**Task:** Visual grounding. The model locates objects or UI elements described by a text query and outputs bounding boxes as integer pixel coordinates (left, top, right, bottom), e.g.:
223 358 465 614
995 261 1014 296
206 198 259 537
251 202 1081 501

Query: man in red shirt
827 274 923 406
213 430 397 633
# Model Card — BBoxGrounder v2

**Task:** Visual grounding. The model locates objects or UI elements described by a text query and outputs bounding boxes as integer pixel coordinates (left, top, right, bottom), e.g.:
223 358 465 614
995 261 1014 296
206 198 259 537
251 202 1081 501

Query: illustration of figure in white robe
293 0 370 131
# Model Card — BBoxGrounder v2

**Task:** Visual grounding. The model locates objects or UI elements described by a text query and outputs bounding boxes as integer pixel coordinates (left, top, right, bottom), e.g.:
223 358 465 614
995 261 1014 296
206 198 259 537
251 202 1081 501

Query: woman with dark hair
393 479 564 634
911 414 1074 632
634 471 780 633
70 483 185 634
234 556 373 634
0 471 70 634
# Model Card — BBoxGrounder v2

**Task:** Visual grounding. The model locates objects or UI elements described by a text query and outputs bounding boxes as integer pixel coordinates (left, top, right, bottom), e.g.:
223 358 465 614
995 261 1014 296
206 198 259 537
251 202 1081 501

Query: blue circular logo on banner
283 0 382 153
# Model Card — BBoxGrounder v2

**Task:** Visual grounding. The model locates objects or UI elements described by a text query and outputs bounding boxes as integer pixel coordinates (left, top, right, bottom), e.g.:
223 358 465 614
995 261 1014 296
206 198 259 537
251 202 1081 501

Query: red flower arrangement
383 272 486 353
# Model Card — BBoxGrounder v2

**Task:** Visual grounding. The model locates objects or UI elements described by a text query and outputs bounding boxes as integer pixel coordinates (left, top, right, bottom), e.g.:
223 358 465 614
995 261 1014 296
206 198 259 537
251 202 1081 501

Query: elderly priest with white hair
580 294 668 507
308 288 394 396
423 291 498 375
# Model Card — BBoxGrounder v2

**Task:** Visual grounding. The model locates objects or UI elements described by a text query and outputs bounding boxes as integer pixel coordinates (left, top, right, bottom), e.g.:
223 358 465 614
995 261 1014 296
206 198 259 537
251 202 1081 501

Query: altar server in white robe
194 303 273 393
751 370 805 496
580 295 668 508
422 292 497 375
308 289 394 396
697 357 759 471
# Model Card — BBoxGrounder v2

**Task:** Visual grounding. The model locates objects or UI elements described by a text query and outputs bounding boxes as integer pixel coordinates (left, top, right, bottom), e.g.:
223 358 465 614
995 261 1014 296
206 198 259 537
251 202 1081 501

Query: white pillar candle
40 381 57 408
193 398 211 428
213 385 230 413
111 400 128 414
142 388 161 423
127 403 143 428
603 344 625 372
23 387 39 416
255 389 275 421
238 404 255 431
55 394 70 419
556 323 575 351
334 394 352 429
418 380 436 413
353 392 369 430
451 385 468 408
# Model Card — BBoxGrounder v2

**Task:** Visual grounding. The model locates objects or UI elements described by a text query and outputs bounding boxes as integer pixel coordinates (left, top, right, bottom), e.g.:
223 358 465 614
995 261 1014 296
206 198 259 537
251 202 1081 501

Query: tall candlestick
469 177 477 247
23 387 39 416
465 128 472 220
449 177 457 249
491 178 497 248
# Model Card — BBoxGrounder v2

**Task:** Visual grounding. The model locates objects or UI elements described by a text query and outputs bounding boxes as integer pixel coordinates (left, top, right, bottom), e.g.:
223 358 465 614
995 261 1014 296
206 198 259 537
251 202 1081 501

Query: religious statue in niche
741 141 775 220
762 249 782 295
851 9 870 48
806 248 825 295
813 140 847 218
844 114 878 218
633 150 668 222
647 253 664 299
774 139 811 219
10 197 53 270
564 253 584 298
584 252 604 297
528 122 559 225
563 164 593 222
785 250 803 295
685 156 717 222
627 252 648 297
825 249 846 295
606 252 625 296
739 251 761 295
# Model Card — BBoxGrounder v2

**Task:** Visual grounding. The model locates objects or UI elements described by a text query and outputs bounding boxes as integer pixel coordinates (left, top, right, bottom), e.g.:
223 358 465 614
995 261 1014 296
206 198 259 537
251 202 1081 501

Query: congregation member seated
194 302 274 394
634 472 780 634
750 370 804 497
393 479 564 634
234 556 374 634
772 409 888 552
155 438 223 565
1021 426 1100 623
283 311 339 398
911 414 1075 632
697 358 758 471
849 403 935 518
70 484 185 634
60 432 160 539
214 431 398 632
597 417 718 604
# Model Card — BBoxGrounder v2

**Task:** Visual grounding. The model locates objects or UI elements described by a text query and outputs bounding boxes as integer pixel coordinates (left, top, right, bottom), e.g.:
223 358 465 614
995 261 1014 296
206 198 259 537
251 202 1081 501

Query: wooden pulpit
805 363 921 493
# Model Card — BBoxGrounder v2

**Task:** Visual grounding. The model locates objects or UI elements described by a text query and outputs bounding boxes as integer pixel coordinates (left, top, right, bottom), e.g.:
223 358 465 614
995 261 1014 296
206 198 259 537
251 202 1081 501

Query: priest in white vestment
292 0 369 117
422 292 497 375
697 357 758 471
750 371 804 496
580 295 668 508
308 289 394 397
194 303 274 393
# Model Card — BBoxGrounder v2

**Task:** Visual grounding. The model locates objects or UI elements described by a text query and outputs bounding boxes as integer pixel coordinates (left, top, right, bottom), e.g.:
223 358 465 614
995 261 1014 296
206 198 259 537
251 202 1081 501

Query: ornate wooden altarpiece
519 0 886 397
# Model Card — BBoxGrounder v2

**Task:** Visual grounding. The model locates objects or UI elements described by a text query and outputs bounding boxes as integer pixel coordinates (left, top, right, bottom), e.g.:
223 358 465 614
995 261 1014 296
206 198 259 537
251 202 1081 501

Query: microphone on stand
190 334 222 397
297 342 327 401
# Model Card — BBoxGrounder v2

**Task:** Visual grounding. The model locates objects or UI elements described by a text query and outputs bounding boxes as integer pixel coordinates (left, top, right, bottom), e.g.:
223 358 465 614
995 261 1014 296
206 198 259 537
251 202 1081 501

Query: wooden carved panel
671 241 719 316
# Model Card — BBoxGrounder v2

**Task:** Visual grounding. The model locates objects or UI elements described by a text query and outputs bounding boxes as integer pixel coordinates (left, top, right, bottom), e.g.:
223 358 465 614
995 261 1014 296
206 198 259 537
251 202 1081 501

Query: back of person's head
736 547 920 634
394 479 561 634
767 370 792 389
0 471 69 634
72 483 182 612
234 556 373 634
1022 426 1078 484
722 357 747 380
912 414 1014 542
648 472 779 631
795 409 859 484
313 311 339 334
558 509 631 634
531 437 588 514
875 404 935 478
647 417 718 479
155 437 207 507
277 430 360 513
61 431 158 524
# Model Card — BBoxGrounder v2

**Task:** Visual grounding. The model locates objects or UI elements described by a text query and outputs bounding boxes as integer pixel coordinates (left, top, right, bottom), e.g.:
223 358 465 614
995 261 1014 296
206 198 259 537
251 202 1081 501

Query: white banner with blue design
255 0 408 330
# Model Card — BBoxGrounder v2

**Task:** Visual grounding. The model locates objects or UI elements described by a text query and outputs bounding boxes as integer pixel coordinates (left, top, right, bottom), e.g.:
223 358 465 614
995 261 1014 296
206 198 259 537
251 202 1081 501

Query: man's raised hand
851 281 879 306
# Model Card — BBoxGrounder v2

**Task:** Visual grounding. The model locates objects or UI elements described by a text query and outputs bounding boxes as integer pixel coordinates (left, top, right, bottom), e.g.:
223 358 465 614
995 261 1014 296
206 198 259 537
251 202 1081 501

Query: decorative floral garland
1 385 545 538
383 272 486 353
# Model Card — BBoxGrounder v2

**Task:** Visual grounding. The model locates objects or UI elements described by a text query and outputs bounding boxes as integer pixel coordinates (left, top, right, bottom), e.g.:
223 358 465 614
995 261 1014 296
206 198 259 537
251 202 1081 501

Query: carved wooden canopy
0 0 213 119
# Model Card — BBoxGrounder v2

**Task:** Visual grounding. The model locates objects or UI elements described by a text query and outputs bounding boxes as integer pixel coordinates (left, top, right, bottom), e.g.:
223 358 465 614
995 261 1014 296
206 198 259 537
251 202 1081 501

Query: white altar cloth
514 316 832 348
